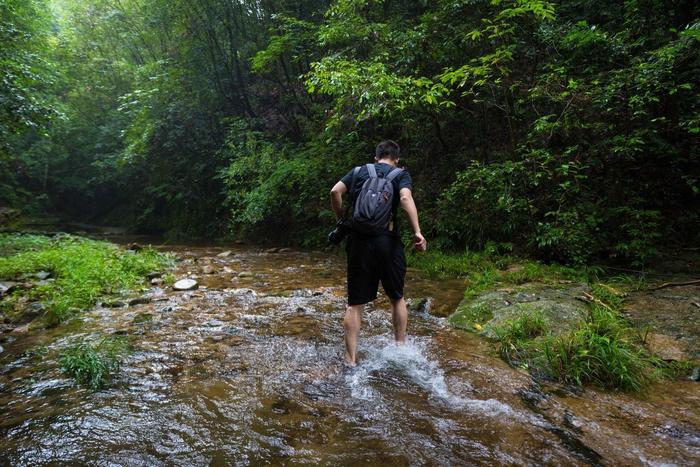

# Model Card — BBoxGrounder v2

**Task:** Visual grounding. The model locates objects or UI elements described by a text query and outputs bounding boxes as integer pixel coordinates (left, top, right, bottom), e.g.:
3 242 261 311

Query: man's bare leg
343 304 364 365
391 297 407 343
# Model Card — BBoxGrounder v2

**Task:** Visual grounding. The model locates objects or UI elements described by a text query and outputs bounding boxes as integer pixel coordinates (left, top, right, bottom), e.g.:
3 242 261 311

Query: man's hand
413 232 427 252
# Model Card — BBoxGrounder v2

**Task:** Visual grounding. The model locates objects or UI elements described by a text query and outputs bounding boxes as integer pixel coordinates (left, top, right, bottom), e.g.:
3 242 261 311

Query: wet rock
150 277 163 286
12 324 29 334
34 271 51 280
449 284 590 338
645 333 689 361
0 281 20 296
128 297 152 306
22 302 46 321
237 271 253 278
147 272 162 280
173 279 198 291
278 248 292 253
217 250 232 257
127 242 142 251
409 297 433 315
264 247 279 253
691 367 699 381
223 266 234 274
201 265 216 274
102 299 127 308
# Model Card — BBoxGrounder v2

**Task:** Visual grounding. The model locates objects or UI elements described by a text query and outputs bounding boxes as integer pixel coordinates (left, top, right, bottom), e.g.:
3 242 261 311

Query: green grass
493 310 550 366
0 233 173 324
541 308 660 392
59 336 130 389
484 288 663 392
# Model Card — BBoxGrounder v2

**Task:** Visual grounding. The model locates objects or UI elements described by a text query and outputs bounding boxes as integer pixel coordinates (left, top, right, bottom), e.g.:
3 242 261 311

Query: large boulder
449 284 591 338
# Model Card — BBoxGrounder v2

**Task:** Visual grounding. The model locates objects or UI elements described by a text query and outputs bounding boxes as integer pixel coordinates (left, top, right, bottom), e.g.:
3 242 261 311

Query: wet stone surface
0 244 698 465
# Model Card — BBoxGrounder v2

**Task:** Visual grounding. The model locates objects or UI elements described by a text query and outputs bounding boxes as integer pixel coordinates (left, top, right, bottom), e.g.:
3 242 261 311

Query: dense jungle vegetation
1 0 699 265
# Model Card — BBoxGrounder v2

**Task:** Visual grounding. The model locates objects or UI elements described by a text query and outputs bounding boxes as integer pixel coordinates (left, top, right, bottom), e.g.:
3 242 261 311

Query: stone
127 242 142 251
278 248 292 253
448 284 591 338
223 266 234 274
237 271 253 278
646 333 688 361
102 299 127 308
201 265 216 274
147 272 162 280
150 277 163 285
0 281 20 296
23 302 46 320
34 271 51 280
217 250 232 257
409 297 433 315
0 344 3 353
173 279 198 291
264 247 279 253
128 297 152 306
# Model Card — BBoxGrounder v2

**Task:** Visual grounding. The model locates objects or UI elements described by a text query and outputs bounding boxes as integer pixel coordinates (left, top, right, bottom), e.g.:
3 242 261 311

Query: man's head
375 140 400 161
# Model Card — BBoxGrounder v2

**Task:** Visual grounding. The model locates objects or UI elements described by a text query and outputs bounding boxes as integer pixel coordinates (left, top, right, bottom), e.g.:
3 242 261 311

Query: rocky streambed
0 244 698 465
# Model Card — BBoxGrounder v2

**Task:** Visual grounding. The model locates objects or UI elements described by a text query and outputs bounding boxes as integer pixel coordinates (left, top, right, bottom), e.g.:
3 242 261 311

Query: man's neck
376 158 397 167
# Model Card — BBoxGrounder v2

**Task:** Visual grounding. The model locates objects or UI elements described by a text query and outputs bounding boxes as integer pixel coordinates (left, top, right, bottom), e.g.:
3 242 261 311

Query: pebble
238 271 253 278
173 279 198 291
217 250 232 257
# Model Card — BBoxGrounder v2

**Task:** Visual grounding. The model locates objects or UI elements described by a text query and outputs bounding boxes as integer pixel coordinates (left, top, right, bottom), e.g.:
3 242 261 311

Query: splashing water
346 335 514 416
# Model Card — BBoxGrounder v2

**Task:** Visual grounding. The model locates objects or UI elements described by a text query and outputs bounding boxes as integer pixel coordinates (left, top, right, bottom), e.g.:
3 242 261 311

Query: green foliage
59 336 129 389
2 0 698 264
0 234 172 324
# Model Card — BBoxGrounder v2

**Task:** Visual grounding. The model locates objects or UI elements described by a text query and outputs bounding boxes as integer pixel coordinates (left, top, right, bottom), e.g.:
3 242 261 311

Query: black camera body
328 219 351 244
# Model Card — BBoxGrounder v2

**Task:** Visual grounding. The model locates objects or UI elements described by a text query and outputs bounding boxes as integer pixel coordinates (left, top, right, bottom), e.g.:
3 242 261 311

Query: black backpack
349 163 403 234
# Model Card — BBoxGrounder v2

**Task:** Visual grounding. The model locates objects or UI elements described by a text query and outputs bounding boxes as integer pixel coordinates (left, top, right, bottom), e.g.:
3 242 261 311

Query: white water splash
345 335 514 417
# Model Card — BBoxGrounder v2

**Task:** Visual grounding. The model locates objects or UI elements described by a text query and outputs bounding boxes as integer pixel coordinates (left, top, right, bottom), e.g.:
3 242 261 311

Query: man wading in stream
329 140 427 366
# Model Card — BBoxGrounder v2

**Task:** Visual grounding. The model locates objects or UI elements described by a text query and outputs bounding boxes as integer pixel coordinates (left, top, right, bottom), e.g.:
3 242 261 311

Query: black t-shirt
340 162 413 236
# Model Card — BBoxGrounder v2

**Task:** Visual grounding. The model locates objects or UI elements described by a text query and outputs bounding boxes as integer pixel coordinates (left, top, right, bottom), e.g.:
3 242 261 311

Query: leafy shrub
59 337 130 389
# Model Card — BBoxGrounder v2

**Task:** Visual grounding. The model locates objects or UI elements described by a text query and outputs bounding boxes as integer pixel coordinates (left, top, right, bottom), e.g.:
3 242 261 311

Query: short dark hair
375 140 400 160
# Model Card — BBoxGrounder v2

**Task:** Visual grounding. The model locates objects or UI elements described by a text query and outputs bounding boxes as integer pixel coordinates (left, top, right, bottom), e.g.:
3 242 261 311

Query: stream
0 244 698 465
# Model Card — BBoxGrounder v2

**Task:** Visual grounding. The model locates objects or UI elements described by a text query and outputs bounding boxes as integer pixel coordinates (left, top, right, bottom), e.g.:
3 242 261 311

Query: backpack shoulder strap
386 167 403 182
366 163 377 179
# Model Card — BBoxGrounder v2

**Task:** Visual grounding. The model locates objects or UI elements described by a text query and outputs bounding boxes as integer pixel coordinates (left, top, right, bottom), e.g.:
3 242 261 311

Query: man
329 140 427 366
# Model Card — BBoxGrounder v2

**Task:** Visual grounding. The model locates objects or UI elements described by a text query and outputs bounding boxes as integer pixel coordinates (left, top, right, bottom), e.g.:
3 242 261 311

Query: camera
328 219 350 244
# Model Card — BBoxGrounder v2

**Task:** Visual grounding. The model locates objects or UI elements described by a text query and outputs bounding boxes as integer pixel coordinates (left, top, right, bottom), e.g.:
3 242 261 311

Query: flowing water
1 244 698 465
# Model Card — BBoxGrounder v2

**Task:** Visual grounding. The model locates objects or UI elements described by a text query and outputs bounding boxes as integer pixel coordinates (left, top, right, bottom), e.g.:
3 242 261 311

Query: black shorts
346 233 406 305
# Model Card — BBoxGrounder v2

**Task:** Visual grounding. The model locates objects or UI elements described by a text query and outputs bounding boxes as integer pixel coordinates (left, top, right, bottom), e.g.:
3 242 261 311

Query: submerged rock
646 333 688 361
128 297 152 306
449 284 590 338
173 279 198 291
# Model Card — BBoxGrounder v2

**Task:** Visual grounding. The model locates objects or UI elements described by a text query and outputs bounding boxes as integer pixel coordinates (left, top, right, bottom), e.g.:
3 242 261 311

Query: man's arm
399 187 427 251
330 181 347 220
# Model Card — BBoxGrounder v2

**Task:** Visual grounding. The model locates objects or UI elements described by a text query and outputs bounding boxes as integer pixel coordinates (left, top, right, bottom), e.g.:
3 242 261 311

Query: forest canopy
1 0 698 265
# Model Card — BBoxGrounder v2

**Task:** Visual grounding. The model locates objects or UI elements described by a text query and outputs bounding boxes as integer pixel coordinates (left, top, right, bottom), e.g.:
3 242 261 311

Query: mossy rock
449 283 591 338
